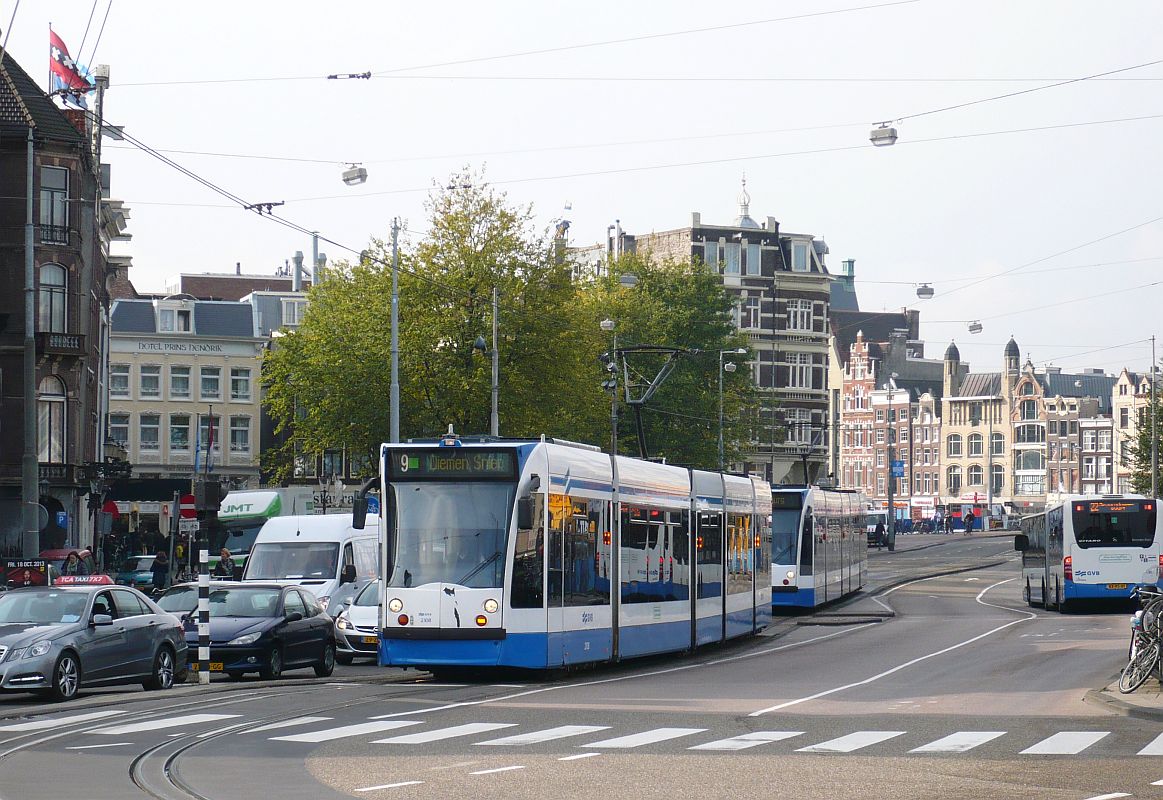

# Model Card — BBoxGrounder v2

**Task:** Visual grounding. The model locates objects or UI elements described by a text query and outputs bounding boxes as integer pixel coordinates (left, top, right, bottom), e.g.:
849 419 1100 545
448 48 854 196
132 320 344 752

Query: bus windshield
388 482 516 589
770 510 800 564
1073 500 1157 548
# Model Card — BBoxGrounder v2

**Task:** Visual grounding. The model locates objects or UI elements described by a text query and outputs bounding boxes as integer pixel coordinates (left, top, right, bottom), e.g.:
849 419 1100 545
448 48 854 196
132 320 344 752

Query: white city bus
1015 494 1163 611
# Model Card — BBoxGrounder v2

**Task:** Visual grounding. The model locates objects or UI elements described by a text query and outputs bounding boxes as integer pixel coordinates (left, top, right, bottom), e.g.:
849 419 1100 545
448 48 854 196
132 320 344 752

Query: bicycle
1118 585 1163 693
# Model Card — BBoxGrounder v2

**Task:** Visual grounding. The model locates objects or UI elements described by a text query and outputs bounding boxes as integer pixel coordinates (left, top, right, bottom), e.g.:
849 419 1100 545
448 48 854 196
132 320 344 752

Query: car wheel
260 645 283 680
335 650 354 666
226 671 245 680
47 651 81 702
143 646 175 691
314 641 336 677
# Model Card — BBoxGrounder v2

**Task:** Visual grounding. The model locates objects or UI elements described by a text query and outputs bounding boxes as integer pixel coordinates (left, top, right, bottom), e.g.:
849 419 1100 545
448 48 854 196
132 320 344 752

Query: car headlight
6 647 25 662
483 598 499 614
228 631 263 646
336 615 354 631
388 598 403 613
26 641 51 658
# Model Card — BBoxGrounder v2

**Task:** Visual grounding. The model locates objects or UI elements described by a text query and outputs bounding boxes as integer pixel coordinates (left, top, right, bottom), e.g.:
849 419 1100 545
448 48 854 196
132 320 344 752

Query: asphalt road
0 533 1155 800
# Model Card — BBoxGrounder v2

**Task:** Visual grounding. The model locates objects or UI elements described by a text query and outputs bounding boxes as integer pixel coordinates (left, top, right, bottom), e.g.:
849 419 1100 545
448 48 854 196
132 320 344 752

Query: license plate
1108 583 1128 590
361 636 378 645
191 662 224 672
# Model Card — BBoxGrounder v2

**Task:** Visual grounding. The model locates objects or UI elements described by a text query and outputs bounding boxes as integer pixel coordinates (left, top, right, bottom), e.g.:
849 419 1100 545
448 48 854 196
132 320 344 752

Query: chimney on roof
292 251 304 292
236 261 241 276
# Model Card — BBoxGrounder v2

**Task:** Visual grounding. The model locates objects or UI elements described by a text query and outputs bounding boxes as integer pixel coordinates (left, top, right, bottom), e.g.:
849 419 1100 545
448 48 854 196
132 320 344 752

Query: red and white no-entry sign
179 494 197 519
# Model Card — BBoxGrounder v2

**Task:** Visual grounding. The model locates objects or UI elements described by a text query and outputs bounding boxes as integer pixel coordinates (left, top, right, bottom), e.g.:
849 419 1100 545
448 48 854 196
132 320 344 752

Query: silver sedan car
0 585 188 701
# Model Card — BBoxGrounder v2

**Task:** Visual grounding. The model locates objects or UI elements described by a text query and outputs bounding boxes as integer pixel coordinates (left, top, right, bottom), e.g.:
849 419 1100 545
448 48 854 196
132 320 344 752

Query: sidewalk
1088 676 1163 720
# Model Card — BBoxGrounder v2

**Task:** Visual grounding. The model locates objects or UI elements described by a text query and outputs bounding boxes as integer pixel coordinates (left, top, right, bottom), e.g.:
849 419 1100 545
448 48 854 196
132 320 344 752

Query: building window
947 434 962 457
703 241 718 269
39 166 68 244
876 450 885 467
282 299 309 327
140 365 161 399
197 414 222 453
139 414 160 451
37 376 66 463
946 465 962 495
745 243 761 276
1020 399 1038 420
1098 430 1112 451
1121 440 1131 461
170 414 190 451
170 366 191 399
1083 456 1096 479
1020 382 1035 396
110 364 130 398
968 464 984 486
200 366 221 400
109 413 129 448
991 432 1004 456
968 433 983 456
294 446 318 478
876 430 885 444
788 352 811 389
1120 407 1130 428
1082 430 1096 450
991 464 1004 493
159 308 174 332
230 368 252 402
1016 450 1045 471
37 264 67 333
792 242 809 272
229 417 250 452
899 428 909 443
876 476 885 495
1016 474 1044 495
321 449 345 478
1015 424 1045 444
787 299 812 331
740 297 761 330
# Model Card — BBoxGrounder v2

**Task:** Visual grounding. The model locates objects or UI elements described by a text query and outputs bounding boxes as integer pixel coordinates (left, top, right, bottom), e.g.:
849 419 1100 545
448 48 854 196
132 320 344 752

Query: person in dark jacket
212 548 235 579
873 519 886 548
150 550 169 591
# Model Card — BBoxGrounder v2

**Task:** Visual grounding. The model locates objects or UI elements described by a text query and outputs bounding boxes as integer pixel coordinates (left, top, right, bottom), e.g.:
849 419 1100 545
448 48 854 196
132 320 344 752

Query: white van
241 514 380 614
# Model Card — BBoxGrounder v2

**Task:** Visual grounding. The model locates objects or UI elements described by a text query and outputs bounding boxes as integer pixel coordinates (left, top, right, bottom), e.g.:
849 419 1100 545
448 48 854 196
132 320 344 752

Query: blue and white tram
770 486 868 609
364 436 772 670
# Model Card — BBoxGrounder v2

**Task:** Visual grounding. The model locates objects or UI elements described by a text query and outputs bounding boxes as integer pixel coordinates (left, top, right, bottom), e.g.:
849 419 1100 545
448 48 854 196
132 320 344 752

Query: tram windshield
388 482 516 589
770 509 800 565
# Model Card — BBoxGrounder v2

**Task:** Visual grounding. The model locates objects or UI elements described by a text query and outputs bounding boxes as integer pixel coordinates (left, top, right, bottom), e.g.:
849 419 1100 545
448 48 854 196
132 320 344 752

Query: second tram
771 486 869 608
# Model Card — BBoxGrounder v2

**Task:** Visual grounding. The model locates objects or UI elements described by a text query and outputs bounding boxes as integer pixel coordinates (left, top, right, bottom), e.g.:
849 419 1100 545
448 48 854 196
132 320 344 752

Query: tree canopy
1129 397 1163 496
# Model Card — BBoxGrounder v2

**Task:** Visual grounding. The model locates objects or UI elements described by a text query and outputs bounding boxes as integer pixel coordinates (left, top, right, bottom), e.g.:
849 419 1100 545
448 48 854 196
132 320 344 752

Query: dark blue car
165 583 335 680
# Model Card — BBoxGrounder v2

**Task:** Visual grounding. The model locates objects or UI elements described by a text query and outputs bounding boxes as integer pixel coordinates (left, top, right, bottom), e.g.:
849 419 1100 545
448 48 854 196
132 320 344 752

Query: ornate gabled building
1111 368 1159 493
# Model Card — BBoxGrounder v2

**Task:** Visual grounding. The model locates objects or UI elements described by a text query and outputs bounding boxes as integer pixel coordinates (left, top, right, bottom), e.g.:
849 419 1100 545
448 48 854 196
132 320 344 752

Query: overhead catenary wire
75 0 100 64
0 0 21 74
82 0 114 68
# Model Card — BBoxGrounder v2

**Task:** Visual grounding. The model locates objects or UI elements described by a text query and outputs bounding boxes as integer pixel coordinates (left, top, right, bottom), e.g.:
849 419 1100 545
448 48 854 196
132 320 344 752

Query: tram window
726 513 752 595
798 511 813 575
511 495 545 609
696 512 724 600
565 499 609 606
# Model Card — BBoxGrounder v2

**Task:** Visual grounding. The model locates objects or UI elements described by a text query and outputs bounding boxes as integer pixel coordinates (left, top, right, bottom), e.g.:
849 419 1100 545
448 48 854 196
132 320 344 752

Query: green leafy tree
1130 397 1163 496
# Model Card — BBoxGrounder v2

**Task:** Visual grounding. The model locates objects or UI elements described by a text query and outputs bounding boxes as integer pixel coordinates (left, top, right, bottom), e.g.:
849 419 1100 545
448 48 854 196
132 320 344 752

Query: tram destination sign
386 449 518 481
770 492 804 510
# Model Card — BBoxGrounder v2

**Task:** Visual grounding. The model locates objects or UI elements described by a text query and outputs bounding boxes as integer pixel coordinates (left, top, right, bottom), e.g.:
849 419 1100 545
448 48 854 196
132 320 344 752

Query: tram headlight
785 570 796 580
388 598 404 613
483 598 499 614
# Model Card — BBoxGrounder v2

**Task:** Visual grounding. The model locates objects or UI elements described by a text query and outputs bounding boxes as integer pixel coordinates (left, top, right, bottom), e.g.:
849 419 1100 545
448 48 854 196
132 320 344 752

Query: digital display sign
1082 501 1145 514
386 449 518 481
770 492 804 510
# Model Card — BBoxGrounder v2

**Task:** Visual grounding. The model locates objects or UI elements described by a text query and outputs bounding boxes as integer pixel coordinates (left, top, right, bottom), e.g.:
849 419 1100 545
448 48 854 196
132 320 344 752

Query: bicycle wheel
1119 635 1160 693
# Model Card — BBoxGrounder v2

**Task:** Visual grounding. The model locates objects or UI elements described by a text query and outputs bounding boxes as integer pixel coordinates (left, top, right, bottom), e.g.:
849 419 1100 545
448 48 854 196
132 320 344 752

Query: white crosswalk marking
475 725 610 746
374 723 516 744
0 710 125 732
584 728 707 748
94 714 241 736
243 717 333 734
272 721 420 743
1020 732 1109 755
910 731 1006 753
797 731 906 753
690 731 804 751
1139 732 1163 755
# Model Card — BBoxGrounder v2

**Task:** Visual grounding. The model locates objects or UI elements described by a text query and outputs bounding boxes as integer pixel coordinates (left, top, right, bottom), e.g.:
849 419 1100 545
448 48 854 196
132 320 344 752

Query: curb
1084 680 1163 721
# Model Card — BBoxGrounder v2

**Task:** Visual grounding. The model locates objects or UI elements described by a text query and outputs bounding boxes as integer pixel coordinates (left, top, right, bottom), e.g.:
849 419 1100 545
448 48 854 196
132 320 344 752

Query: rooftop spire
734 173 760 229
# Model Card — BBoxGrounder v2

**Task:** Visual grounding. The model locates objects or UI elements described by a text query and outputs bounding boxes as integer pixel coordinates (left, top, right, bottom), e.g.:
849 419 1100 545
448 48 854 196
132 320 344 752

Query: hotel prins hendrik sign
110 338 258 357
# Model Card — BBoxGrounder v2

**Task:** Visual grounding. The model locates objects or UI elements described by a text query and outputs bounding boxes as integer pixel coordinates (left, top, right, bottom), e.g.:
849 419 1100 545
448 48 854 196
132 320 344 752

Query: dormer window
158 303 193 333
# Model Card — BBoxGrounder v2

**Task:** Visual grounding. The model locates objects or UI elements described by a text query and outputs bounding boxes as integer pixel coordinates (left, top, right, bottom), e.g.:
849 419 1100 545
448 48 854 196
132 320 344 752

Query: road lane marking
690 731 804 751
1138 732 1163 755
242 716 332 734
0 711 126 731
374 723 516 744
94 713 241 735
910 731 1006 753
1020 732 1110 755
559 753 601 761
355 782 423 792
475 725 610 746
796 731 906 753
584 728 706 748
272 721 420 743
64 742 133 750
469 766 525 775
1081 794 1130 800
751 577 1034 716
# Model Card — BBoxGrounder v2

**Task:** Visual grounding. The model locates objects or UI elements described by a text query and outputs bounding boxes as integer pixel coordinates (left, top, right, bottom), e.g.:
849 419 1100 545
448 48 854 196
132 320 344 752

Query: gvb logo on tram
1015 494 1163 611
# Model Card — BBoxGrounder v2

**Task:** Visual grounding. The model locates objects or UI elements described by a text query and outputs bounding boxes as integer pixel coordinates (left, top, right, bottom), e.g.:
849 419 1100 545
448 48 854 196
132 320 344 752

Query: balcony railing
39 225 70 245
36 331 85 358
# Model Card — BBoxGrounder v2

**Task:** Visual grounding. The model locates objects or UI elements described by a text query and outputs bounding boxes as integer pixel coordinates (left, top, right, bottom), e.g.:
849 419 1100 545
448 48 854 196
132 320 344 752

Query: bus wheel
1039 580 1048 609
1024 580 1034 608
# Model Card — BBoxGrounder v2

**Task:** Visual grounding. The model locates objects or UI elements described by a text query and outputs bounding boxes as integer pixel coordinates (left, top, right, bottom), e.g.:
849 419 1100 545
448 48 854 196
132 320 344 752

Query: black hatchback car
177 583 336 680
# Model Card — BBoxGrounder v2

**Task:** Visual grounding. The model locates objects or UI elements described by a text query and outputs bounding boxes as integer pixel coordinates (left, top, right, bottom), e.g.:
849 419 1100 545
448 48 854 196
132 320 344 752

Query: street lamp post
389 218 400 443
718 348 746 472
884 374 898 552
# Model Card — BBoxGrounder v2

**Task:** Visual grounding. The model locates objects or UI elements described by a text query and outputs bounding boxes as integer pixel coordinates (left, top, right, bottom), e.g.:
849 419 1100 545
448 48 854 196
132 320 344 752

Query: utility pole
1153 334 1158 499
22 127 38 557
390 218 400 444
885 376 898 552
490 286 499 437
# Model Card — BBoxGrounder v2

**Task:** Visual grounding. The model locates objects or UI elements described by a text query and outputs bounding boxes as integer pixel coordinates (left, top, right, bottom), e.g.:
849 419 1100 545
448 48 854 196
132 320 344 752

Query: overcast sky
5 0 1161 377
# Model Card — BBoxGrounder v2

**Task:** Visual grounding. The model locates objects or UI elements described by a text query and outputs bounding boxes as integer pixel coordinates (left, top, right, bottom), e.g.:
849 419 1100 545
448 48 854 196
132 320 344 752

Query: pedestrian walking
62 551 88 576
874 519 886 549
944 514 954 535
150 550 170 593
963 510 976 533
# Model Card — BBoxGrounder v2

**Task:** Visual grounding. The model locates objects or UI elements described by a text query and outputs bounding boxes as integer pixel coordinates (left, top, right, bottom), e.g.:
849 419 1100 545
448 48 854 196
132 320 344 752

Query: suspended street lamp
341 163 368 186
968 320 983 334
870 122 899 147
916 283 934 300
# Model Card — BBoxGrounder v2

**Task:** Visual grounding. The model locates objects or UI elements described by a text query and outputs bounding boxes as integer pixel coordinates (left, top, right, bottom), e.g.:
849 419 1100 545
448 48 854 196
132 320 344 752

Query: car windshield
354 581 380 607
0 591 88 624
388 481 515 589
156 586 197 613
208 588 281 618
121 557 153 572
245 543 339 580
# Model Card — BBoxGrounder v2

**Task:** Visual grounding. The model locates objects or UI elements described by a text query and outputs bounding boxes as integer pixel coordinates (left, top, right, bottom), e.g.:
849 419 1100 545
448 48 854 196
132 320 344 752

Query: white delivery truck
241 514 379 614
215 487 316 571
